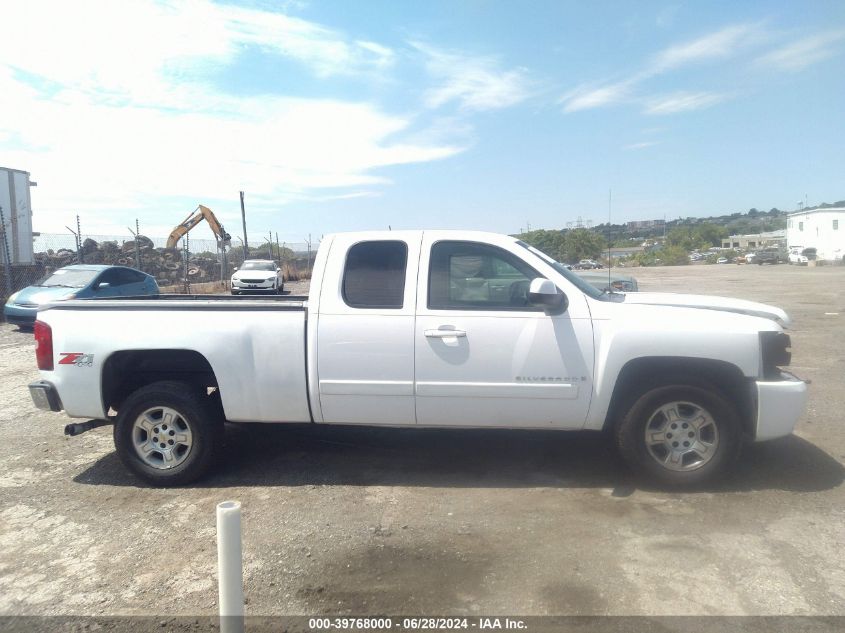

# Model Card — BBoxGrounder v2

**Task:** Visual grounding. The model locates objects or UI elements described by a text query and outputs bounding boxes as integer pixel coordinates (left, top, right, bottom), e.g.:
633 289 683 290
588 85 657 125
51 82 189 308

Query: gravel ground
0 264 843 617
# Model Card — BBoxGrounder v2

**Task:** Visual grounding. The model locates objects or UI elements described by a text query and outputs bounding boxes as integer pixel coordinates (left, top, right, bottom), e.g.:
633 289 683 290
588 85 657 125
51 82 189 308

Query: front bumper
3 304 37 326
754 371 808 441
231 278 276 291
29 380 64 412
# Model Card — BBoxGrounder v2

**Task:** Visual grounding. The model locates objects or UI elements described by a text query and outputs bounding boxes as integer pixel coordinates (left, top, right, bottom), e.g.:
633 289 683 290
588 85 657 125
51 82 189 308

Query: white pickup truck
28 230 807 487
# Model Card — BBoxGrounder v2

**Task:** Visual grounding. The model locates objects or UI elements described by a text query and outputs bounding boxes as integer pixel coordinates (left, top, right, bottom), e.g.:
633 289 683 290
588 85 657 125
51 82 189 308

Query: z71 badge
58 353 94 367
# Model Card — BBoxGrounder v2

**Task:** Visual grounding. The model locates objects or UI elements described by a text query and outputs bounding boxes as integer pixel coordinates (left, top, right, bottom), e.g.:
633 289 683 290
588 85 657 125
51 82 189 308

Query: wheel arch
603 356 756 437
101 349 221 415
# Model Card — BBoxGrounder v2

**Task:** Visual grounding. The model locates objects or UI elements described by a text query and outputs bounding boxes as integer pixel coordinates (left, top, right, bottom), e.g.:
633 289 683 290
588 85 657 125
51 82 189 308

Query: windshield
35 268 99 288
241 261 275 271
515 241 607 300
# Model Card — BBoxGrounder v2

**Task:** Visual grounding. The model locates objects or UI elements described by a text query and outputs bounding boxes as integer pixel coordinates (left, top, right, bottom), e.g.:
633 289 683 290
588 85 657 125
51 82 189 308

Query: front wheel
615 384 741 487
114 381 223 486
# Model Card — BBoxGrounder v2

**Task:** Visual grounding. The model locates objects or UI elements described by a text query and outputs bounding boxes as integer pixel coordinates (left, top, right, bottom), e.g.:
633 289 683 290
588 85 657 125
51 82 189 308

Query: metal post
183 232 190 294
306 233 312 277
217 501 244 633
0 205 13 298
239 191 248 262
220 239 227 284
128 221 142 271
76 215 83 263
268 231 273 260
135 219 142 271
275 233 280 262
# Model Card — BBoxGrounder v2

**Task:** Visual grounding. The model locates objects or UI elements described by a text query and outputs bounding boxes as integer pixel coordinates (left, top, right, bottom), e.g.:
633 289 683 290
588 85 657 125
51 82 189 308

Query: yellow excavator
166 205 232 249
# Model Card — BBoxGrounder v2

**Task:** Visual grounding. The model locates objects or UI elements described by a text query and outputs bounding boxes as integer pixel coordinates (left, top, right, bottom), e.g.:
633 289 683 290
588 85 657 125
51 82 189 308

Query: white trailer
0 166 35 265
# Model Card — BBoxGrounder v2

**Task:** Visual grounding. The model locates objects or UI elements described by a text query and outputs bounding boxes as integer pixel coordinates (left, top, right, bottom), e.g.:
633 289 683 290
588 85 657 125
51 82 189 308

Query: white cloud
0 1 464 233
413 43 533 111
623 141 661 150
755 30 845 71
560 81 634 112
644 91 727 115
651 24 758 72
560 23 759 114
0 0 394 94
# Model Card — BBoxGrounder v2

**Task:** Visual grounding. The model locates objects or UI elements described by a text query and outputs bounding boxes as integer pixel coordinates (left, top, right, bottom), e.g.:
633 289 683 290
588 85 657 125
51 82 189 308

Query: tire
114 381 223 486
615 384 741 488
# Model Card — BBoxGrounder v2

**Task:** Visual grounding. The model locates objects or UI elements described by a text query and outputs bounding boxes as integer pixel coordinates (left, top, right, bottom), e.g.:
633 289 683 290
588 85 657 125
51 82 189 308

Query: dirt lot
0 264 843 617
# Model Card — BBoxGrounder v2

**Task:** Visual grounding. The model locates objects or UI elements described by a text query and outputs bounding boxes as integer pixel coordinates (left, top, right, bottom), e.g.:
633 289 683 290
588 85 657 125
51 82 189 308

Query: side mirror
528 278 567 315
95 282 110 290
233 267 239 271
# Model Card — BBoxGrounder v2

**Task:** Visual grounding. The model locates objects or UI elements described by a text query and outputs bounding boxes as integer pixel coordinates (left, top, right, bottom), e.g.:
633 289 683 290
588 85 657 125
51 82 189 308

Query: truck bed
37 295 312 423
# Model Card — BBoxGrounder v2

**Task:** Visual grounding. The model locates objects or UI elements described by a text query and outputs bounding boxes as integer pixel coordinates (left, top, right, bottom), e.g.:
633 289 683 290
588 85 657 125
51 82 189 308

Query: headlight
7 291 20 304
760 331 791 379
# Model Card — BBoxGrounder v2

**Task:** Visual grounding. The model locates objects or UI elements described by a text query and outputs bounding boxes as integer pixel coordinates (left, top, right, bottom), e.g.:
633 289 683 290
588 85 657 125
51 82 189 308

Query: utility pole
127 220 142 271
65 218 82 264
268 231 273 260
239 191 249 262
183 231 190 294
77 215 83 263
220 236 227 283
136 219 141 271
306 234 312 276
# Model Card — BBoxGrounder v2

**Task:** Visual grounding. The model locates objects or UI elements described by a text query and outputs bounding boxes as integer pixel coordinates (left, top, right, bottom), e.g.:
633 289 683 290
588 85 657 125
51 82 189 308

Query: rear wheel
114 381 223 486
615 384 741 487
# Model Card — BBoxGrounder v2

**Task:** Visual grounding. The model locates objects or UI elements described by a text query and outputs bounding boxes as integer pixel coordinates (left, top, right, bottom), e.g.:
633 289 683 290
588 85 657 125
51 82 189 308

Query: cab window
342 240 408 309
428 241 543 311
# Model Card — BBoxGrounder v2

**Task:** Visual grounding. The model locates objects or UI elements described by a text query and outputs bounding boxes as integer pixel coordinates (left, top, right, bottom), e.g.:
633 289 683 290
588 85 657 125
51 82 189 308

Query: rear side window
103 268 146 286
342 241 408 309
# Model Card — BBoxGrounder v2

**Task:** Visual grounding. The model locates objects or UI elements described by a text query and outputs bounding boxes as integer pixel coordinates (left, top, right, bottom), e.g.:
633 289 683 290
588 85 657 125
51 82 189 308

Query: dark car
4 265 159 329
754 249 784 265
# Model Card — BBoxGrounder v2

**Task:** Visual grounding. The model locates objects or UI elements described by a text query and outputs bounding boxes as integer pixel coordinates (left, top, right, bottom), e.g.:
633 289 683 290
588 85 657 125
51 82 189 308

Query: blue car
3 265 159 329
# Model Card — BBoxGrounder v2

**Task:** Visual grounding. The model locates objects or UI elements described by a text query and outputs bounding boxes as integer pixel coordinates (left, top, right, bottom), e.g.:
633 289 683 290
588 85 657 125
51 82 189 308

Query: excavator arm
166 205 232 249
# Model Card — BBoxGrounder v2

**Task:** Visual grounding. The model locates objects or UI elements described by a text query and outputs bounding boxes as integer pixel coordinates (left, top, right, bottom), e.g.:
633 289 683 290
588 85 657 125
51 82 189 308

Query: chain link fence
1 231 317 303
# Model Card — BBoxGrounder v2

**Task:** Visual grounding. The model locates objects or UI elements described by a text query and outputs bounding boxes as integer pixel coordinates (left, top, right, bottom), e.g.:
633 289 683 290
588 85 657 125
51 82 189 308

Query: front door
414 238 594 428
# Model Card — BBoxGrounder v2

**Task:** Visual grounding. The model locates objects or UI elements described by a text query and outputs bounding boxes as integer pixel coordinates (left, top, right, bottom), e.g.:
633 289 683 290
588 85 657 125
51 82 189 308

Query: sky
2 0 844 244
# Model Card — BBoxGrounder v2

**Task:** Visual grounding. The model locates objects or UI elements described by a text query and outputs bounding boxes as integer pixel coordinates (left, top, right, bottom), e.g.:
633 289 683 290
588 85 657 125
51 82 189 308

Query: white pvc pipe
217 500 244 633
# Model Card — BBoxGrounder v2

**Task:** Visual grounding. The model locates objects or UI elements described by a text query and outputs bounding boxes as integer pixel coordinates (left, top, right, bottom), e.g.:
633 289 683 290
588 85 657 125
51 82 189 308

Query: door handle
424 329 467 338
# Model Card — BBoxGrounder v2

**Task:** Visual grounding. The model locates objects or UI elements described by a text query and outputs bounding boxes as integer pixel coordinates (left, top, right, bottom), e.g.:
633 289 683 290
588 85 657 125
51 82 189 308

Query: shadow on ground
73 424 844 494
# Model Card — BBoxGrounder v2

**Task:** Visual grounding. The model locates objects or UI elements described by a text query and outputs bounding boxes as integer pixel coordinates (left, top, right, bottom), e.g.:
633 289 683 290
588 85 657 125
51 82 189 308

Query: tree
659 245 690 266
666 223 726 251
562 228 606 263
516 229 566 261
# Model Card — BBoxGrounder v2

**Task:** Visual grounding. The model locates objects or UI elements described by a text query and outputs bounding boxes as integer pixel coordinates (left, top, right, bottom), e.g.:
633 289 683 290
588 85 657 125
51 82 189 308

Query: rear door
316 233 422 425
414 237 594 428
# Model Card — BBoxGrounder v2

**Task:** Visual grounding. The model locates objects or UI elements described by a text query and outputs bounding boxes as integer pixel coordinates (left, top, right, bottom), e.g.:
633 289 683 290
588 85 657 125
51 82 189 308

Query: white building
786 207 845 262
721 229 785 250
